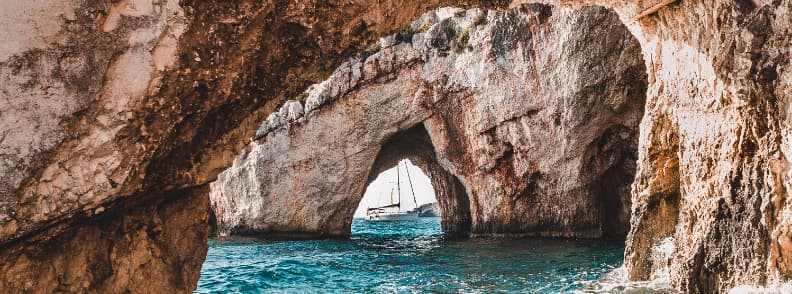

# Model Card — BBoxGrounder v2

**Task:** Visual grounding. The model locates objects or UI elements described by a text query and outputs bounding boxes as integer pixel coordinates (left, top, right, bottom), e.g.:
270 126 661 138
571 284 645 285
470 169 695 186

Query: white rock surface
212 5 647 241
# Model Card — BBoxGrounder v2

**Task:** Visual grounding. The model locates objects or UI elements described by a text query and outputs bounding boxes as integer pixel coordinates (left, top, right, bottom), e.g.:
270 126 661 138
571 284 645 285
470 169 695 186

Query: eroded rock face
522 0 789 291
0 0 507 292
0 187 209 293
625 2 792 291
210 5 647 239
532 0 791 291
0 0 789 292
0 0 188 241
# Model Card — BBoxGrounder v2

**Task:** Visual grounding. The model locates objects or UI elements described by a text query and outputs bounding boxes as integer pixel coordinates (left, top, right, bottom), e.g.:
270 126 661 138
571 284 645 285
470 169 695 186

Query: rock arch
210 5 647 239
2 0 787 292
357 124 473 235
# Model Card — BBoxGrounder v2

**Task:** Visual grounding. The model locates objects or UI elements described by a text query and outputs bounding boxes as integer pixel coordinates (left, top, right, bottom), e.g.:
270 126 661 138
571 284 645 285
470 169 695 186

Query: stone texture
0 0 187 234
624 2 792 291
211 5 647 239
0 0 789 292
537 0 792 292
0 0 508 292
518 0 790 291
0 186 210 293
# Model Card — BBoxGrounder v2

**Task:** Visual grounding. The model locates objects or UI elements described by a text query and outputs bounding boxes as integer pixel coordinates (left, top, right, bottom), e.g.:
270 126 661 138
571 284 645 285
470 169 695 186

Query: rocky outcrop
625 2 792 291
0 187 209 293
509 0 790 291
210 5 647 239
213 0 792 291
0 0 507 292
535 0 792 292
0 0 790 292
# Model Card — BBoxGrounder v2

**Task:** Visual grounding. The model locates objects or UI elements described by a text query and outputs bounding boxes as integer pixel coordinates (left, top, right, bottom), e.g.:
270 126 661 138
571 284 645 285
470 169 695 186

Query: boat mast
403 161 418 207
396 163 401 211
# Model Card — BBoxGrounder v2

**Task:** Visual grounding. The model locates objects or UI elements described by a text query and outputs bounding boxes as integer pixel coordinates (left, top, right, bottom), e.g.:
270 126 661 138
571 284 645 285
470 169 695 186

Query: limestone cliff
210 5 647 239
517 0 792 291
0 0 789 292
0 0 506 292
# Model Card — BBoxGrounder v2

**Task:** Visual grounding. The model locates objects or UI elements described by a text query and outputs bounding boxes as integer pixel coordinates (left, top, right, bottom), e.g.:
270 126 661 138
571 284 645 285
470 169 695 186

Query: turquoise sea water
196 218 624 293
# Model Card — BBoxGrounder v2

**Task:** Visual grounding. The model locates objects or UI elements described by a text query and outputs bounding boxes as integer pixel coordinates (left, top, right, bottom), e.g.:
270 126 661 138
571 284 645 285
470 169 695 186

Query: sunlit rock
211 5 647 241
0 0 789 291
284 101 304 122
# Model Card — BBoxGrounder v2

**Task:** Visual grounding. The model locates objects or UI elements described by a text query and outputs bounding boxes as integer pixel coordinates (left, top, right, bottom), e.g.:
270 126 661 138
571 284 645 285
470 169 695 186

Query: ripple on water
196 218 629 293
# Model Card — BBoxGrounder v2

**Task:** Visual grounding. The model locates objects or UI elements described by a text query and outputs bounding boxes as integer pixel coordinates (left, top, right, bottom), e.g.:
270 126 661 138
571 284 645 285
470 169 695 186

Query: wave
571 266 670 293
572 236 674 293
575 236 792 294
729 282 792 294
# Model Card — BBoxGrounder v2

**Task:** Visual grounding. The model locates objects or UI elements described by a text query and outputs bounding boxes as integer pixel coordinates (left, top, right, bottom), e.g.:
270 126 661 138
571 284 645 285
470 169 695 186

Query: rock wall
0 0 507 292
0 187 209 293
0 0 789 292
509 0 791 291
210 5 647 239
624 2 792 291
519 0 790 291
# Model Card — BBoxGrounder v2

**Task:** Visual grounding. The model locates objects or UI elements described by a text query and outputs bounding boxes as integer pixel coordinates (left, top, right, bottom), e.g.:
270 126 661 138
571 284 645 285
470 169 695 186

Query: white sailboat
366 161 420 222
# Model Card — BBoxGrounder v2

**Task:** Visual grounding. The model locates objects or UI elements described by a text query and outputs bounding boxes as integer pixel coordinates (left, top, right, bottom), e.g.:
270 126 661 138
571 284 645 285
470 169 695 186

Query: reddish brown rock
0 0 507 292
515 0 791 291
0 187 209 293
0 0 790 292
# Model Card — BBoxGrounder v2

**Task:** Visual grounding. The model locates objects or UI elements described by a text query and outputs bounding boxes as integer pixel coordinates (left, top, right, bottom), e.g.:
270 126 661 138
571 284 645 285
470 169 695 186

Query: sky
354 159 438 218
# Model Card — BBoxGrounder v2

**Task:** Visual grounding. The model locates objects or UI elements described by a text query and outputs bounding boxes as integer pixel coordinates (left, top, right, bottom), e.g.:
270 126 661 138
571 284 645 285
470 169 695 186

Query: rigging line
396 163 401 211
404 161 418 207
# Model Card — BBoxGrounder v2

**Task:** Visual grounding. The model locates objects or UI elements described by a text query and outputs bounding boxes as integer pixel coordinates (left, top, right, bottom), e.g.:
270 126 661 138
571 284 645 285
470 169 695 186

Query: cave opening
352 123 472 237
351 158 442 235
354 159 440 220
10 0 783 290
160 3 652 292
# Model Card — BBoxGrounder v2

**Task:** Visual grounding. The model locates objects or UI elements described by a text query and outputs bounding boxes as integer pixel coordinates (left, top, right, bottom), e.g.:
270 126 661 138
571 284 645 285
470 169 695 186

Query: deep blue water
196 218 624 293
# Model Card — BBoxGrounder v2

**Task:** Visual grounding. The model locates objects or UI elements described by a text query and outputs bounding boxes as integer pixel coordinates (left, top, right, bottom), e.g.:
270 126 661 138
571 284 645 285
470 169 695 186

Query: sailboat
366 161 420 221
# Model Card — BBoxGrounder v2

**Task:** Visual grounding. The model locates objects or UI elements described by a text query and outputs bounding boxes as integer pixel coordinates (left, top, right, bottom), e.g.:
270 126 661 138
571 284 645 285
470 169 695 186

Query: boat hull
417 202 440 217
367 211 419 221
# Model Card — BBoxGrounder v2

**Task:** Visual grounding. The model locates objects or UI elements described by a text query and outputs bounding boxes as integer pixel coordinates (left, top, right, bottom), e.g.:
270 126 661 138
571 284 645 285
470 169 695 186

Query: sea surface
196 217 627 293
